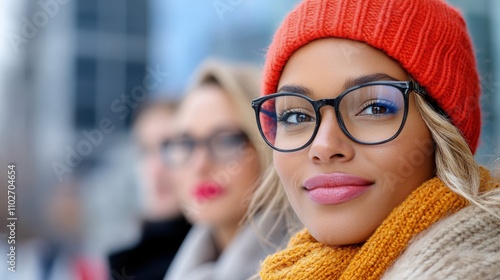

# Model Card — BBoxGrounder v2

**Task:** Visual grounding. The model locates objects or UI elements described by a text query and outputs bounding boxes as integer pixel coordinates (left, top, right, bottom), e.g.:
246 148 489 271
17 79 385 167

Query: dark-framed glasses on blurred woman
251 80 428 152
162 129 249 166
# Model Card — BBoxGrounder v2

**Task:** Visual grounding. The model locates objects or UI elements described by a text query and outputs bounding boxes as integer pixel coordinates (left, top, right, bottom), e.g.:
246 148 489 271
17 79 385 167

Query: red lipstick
303 173 373 205
192 181 225 202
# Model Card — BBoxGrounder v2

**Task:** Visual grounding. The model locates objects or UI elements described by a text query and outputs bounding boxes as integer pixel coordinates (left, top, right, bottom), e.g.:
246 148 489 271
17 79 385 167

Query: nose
145 150 167 183
189 144 213 173
308 107 355 163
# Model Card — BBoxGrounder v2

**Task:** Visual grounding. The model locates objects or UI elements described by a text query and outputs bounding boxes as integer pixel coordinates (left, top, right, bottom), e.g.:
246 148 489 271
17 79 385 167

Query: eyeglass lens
258 84 405 151
163 130 248 166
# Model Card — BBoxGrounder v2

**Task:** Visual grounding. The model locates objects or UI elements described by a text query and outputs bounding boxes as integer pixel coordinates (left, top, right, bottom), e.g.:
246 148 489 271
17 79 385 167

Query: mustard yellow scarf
261 168 496 280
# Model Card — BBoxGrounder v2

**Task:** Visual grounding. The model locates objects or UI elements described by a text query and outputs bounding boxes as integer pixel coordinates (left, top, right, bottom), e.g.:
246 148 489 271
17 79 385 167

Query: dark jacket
109 216 191 280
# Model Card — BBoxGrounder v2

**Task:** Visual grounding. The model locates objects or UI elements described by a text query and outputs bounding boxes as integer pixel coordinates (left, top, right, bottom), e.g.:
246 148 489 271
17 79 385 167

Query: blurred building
149 1 301 94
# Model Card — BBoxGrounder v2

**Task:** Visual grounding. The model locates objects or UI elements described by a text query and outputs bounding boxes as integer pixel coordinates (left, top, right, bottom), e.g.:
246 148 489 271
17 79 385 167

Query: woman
109 99 191 280
249 0 500 279
163 59 288 280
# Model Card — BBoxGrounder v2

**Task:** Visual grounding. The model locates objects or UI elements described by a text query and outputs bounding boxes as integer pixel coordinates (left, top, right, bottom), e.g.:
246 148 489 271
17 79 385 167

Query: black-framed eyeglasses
161 129 249 166
251 80 428 152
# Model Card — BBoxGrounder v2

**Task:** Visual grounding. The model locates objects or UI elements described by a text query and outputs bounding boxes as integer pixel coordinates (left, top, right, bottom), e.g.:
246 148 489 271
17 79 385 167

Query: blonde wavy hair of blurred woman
246 91 500 239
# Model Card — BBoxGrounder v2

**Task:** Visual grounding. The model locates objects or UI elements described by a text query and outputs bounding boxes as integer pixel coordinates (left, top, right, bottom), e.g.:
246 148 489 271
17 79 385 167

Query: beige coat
164 212 288 280
383 204 500 279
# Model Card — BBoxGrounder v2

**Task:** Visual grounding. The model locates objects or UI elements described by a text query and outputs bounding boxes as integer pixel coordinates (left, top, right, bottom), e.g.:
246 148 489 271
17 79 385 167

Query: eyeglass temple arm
411 80 450 121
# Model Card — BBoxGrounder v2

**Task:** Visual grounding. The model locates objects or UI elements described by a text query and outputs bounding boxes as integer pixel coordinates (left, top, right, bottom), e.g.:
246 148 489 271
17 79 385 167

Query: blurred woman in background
163 58 289 280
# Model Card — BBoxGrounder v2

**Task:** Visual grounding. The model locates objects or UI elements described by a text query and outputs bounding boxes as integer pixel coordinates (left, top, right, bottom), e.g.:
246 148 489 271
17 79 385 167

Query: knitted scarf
260 169 496 280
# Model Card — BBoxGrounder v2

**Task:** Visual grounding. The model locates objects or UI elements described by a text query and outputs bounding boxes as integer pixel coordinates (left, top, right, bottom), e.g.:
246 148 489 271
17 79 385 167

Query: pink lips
192 181 225 202
303 173 373 205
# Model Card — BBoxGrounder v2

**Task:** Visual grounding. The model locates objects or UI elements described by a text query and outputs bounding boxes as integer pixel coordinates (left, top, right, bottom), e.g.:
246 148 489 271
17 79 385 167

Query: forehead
176 85 241 136
278 38 407 97
134 107 175 143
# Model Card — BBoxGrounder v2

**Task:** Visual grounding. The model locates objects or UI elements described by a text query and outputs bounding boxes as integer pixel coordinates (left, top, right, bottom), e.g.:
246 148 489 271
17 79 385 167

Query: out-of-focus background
0 0 499 279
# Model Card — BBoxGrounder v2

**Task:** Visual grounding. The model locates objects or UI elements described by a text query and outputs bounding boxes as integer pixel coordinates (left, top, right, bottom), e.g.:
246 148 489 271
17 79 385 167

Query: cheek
366 119 435 201
273 152 293 188
157 167 172 182
273 151 304 205
229 150 262 192
171 169 193 203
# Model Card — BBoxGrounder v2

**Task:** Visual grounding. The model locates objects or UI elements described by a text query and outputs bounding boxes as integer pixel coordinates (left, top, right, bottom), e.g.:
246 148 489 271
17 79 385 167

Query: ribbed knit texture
260 168 498 280
383 205 500 279
383 167 500 279
262 0 481 153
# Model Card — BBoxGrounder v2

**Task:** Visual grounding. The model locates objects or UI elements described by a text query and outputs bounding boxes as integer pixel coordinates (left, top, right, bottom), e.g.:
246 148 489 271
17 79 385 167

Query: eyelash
357 99 399 116
277 109 314 125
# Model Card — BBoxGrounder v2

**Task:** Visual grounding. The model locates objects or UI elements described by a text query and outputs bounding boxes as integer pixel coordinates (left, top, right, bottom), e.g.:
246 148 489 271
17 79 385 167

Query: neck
213 222 240 252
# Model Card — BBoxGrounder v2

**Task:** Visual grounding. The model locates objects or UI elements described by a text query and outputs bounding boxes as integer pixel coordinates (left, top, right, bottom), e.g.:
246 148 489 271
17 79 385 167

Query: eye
278 110 315 125
173 138 195 150
216 133 247 147
357 100 399 116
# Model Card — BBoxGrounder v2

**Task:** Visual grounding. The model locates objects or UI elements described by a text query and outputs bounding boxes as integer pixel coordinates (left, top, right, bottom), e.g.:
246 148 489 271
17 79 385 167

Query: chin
308 223 372 246
187 211 218 224
313 233 365 246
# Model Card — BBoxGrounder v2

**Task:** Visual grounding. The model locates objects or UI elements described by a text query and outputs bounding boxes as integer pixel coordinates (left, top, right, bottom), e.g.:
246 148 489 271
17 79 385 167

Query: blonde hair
245 90 500 239
187 58 272 172
414 94 500 218
245 165 302 240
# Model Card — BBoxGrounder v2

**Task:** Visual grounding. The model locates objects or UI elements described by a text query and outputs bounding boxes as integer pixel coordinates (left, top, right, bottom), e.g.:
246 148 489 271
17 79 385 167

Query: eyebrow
277 73 401 97
277 84 312 96
178 126 243 138
343 73 400 89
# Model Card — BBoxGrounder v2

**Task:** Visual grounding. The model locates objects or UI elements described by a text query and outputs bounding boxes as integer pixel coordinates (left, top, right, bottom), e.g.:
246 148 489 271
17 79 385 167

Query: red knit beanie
263 0 481 153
